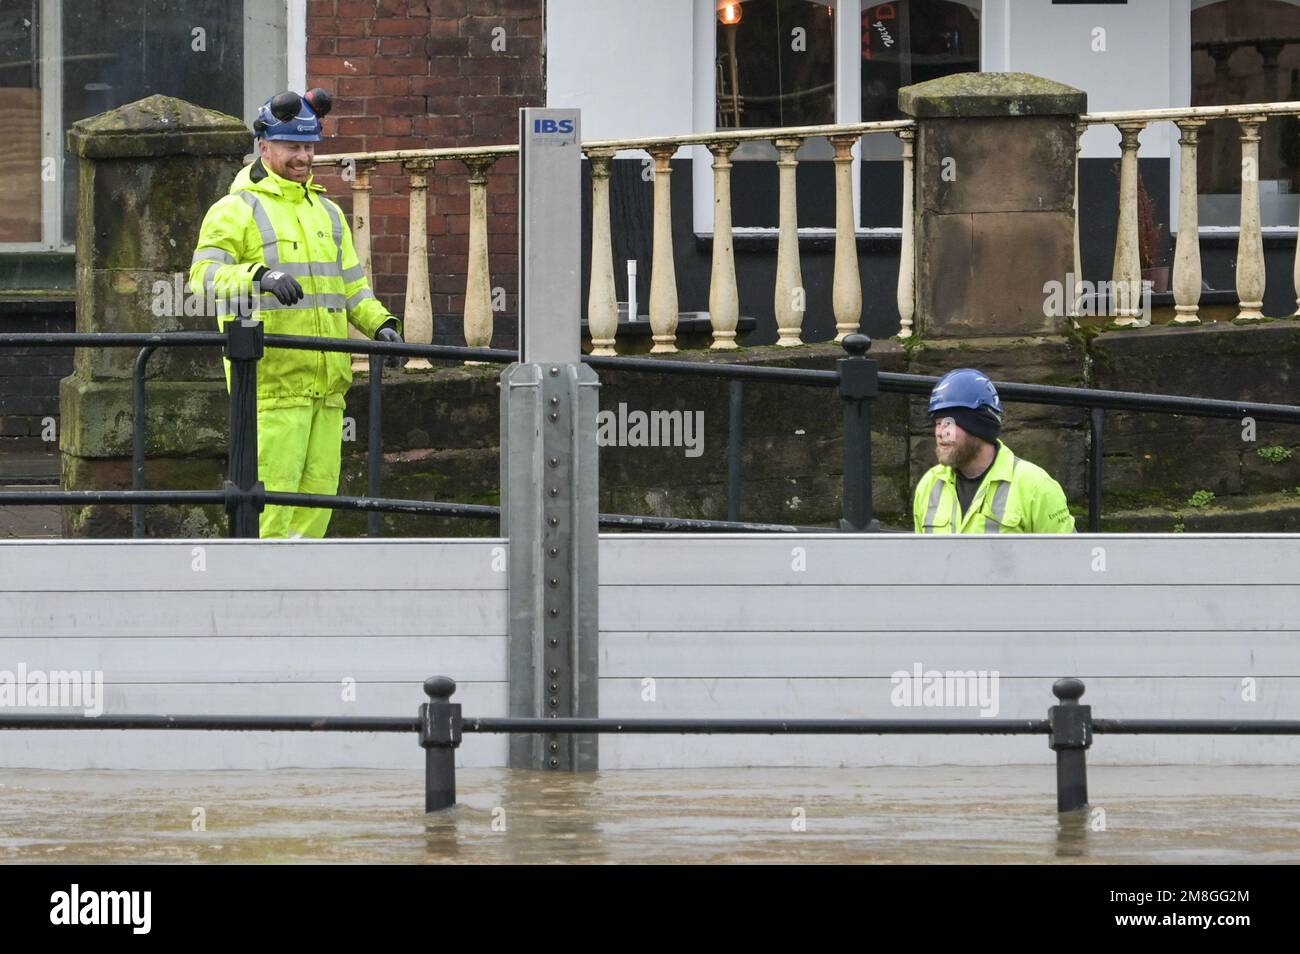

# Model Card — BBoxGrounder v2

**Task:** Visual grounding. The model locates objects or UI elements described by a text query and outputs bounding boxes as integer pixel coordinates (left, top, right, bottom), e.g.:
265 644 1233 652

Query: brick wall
0 304 75 445
306 0 544 348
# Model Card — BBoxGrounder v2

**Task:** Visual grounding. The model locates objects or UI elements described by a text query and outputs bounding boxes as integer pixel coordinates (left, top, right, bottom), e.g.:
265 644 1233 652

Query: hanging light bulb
718 2 742 26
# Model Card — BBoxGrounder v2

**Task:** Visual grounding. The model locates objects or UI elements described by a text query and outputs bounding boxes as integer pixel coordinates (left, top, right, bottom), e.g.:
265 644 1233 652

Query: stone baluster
896 127 916 340
349 162 374 371
773 137 805 346
585 148 619 356
648 145 679 354
1173 120 1206 326
1111 122 1146 326
1235 115 1267 323
707 141 740 350
463 155 497 349
403 161 434 369
830 135 862 342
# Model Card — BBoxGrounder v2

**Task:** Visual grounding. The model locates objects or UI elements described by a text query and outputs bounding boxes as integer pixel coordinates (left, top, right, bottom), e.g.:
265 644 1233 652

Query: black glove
254 267 304 306
376 324 404 369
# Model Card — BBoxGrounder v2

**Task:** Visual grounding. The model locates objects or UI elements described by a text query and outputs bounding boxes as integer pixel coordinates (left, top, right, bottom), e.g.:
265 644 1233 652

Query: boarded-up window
0 1 41 243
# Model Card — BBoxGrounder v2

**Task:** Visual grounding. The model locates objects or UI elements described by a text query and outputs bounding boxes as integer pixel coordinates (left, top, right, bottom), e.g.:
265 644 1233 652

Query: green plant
1257 445 1294 463
1173 523 1185 533
1187 489 1215 508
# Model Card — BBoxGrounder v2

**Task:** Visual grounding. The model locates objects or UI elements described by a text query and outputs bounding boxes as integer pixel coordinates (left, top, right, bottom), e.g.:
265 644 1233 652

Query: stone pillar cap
899 72 1087 119
68 94 250 160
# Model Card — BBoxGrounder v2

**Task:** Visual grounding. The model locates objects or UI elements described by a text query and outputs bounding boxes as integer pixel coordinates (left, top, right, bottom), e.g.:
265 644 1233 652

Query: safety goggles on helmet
253 88 333 141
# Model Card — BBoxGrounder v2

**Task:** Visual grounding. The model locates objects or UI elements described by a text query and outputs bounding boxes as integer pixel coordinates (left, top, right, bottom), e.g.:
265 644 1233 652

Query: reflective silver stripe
198 260 221 290
950 496 959 530
984 482 1012 533
275 261 344 280
239 192 280 265
322 198 345 270
342 264 366 283
346 288 376 311
983 457 1019 534
192 247 235 266
257 292 348 312
922 478 945 533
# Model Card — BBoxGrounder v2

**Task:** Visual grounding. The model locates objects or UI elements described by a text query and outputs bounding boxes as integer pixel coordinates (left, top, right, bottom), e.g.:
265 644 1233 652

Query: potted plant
1137 173 1170 293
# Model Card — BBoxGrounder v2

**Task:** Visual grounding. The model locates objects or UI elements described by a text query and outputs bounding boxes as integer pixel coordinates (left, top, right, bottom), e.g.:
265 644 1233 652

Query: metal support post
419 676 462 812
837 333 880 532
1088 407 1104 532
1049 677 1092 813
224 318 265 538
503 107 598 771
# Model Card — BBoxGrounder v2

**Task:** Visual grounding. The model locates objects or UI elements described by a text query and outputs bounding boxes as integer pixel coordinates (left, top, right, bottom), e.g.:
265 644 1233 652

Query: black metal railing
5 326 1300 536
4 676 1298 814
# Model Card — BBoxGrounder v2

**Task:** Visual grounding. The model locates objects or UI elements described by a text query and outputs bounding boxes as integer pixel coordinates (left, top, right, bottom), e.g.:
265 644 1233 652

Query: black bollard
224 318 266 538
837 333 880 532
1049 677 1092 813
420 676 462 812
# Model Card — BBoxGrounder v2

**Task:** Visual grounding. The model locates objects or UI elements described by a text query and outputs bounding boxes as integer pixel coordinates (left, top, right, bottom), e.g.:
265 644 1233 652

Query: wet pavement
1 765 1297 864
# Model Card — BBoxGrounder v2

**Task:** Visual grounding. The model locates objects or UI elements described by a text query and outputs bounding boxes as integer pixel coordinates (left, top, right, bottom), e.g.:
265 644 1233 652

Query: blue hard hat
253 89 332 141
928 368 1003 416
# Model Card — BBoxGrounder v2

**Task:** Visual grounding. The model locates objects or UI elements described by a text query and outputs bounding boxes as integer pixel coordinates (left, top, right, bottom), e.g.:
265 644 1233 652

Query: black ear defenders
303 88 333 118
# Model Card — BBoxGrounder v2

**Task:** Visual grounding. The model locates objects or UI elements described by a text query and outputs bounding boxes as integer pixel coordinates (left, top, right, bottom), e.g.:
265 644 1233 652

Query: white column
707 141 740 350
896 127 916 340
1111 123 1146 327
1173 120 1205 326
648 145 679 354
773 137 805 347
1235 116 1267 323
830 134 862 342
586 149 619 356
463 155 496 349
403 162 433 370
349 163 373 371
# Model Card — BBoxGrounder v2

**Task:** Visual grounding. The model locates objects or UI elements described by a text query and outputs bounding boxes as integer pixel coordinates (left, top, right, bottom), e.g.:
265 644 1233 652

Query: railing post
1049 677 1092 813
707 141 740 350
1111 122 1146 326
224 317 265 539
647 144 679 354
1235 115 1267 323
367 352 383 537
1071 123 1083 321
773 137 805 346
837 333 879 532
1173 120 1205 326
830 134 862 342
463 155 498 350
895 127 916 340
1088 407 1104 533
585 148 619 355
403 161 434 369
419 676 461 813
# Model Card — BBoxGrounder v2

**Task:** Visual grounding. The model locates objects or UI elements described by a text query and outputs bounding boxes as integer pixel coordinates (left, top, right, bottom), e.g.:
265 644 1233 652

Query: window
1 0 288 252
1192 0 1300 227
861 0 980 122
715 0 837 130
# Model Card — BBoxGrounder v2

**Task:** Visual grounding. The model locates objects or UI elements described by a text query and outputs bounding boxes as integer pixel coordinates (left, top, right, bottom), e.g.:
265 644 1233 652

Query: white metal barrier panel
3 534 1299 770
597 534 1300 768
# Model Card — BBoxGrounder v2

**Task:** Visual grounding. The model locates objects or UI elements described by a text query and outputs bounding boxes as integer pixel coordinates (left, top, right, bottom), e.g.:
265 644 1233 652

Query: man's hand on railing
253 267 304 306
376 323 405 369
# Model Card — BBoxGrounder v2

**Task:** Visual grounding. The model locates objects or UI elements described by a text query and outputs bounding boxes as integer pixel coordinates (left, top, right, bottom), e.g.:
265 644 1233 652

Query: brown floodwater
0 766 1296 864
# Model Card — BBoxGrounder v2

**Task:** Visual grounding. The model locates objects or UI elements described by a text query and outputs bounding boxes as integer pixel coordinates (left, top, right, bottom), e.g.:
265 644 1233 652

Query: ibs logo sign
533 118 574 134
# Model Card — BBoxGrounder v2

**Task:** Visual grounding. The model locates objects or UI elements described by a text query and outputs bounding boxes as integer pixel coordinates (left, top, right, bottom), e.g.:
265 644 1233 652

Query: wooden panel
600 631 1300 678
600 584 1300 632
0 635 507 683
0 540 508 591
599 534 1300 586
0 589 508 638
0 88 42 243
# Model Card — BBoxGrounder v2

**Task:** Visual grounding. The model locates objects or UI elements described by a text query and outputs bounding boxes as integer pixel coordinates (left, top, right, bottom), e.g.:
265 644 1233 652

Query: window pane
61 0 248 243
0 0 41 243
1192 0 1300 227
716 0 837 130
861 0 980 122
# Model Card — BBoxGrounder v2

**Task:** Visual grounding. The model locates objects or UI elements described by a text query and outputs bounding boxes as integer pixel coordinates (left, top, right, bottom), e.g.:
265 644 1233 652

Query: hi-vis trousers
257 398 343 538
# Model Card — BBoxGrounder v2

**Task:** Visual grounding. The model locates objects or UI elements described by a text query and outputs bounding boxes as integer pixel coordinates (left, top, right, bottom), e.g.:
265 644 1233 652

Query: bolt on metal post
837 334 881 532
224 318 266 538
420 676 462 812
1049 677 1092 813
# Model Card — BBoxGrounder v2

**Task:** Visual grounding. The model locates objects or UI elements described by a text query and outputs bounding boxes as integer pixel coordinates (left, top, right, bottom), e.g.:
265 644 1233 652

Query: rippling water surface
1 766 1296 864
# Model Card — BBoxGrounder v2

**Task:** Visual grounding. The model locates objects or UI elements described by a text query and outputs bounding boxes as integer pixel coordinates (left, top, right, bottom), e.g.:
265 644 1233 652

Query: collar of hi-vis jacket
235 158 326 203
940 439 1019 522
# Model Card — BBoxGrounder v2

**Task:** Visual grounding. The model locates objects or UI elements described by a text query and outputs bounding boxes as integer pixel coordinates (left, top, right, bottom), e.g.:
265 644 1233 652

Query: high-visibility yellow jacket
913 440 1076 534
189 159 398 409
